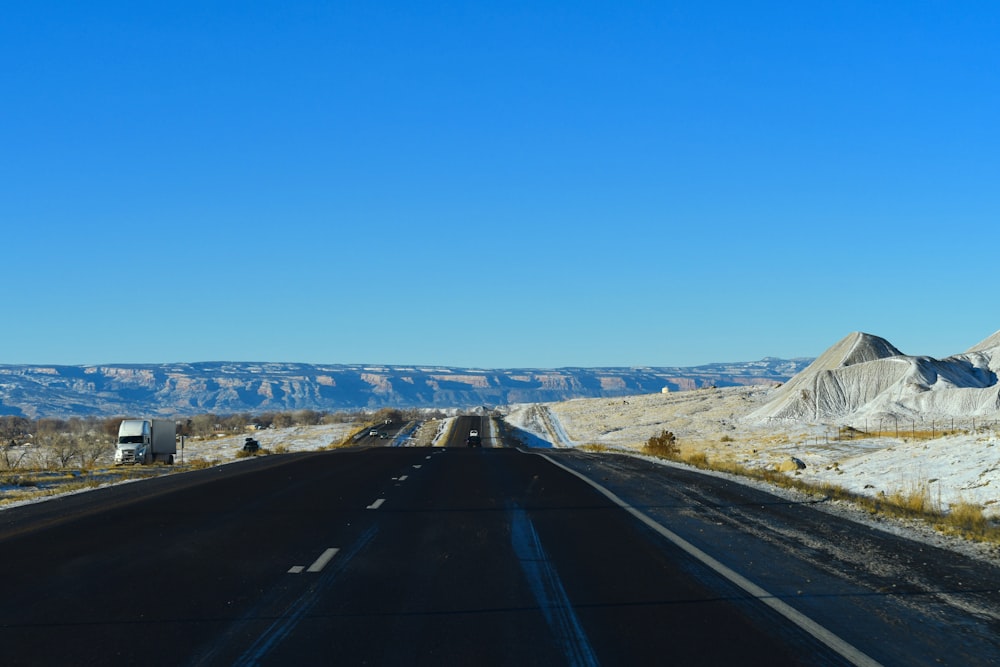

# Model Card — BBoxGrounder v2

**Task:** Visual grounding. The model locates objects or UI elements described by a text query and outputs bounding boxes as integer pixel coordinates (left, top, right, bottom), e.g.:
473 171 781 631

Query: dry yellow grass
943 501 990 537
885 482 935 514
635 445 1000 544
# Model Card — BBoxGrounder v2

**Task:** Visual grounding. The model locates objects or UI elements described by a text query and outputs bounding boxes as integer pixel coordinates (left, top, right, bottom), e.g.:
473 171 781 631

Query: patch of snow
505 384 1000 520
178 422 358 462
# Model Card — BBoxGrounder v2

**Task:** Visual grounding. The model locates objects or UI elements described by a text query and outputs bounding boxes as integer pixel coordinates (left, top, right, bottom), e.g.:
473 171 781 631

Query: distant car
379 432 389 439
242 437 260 453
369 429 379 437
466 435 482 448
470 429 478 437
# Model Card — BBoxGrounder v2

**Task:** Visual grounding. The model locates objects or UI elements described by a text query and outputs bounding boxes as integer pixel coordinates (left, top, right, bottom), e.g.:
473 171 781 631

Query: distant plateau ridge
0 359 808 419
9 329 998 422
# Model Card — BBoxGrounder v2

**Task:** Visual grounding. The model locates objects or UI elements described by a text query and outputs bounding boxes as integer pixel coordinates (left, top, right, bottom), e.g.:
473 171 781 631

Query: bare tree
35 431 79 468
293 410 322 426
221 413 249 432
372 408 403 425
1 442 29 470
78 437 113 468
0 416 30 446
189 414 218 438
272 412 293 428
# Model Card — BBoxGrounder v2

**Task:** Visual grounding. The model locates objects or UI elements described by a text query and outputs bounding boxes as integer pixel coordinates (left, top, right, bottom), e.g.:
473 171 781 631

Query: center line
306 548 340 573
367 498 386 510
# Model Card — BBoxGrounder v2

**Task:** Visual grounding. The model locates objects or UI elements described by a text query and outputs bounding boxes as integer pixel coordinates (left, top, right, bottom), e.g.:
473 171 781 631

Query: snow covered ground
503 386 1000 519
6 390 1000 565
179 422 364 462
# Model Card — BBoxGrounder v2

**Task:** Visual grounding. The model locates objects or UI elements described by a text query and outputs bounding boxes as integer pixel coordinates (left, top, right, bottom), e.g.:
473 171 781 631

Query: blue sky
2 1 998 368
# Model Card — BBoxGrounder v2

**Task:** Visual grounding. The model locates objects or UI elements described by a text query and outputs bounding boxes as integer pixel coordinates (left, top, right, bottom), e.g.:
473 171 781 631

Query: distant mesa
9 330 996 422
0 358 809 419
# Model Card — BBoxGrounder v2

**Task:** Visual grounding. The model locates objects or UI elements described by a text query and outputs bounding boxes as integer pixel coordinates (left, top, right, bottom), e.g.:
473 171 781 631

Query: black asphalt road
2 444 999 666
447 415 488 447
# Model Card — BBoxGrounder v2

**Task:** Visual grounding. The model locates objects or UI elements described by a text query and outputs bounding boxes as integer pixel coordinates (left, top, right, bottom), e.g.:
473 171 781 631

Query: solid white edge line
367 498 386 510
288 565 305 574
306 548 340 573
531 450 883 667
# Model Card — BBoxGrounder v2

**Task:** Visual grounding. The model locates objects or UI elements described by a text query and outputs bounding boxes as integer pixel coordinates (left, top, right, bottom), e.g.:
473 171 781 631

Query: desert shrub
643 430 679 458
946 502 989 536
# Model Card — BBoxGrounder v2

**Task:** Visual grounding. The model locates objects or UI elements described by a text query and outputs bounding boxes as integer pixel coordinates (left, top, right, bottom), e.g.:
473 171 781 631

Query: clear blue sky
2 1 998 368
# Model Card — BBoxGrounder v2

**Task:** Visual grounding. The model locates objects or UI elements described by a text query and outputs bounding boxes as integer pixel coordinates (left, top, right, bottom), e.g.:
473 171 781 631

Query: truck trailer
114 419 176 465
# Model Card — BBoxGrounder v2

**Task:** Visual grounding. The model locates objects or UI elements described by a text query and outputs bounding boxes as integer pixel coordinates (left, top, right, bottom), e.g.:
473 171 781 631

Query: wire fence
813 418 1000 443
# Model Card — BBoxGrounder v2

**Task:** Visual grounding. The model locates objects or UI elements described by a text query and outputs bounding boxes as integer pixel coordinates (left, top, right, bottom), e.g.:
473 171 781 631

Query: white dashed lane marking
307 548 339 573
288 547 340 574
367 498 386 510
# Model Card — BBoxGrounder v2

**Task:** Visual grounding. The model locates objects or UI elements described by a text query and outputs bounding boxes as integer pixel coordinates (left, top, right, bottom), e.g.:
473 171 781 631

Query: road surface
2 440 999 665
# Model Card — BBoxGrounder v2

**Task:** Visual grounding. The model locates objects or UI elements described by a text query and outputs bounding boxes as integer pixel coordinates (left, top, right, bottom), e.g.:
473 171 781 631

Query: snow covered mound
747 330 1000 423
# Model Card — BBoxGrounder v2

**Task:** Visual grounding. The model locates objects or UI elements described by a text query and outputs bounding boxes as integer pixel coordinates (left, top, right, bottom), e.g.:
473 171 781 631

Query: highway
2 429 1000 665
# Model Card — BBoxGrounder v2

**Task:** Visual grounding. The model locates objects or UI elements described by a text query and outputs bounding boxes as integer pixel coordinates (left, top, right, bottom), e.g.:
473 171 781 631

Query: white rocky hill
746 330 1000 425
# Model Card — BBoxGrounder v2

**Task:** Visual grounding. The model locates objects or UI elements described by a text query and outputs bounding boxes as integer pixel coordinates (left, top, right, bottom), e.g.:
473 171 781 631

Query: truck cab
114 419 151 464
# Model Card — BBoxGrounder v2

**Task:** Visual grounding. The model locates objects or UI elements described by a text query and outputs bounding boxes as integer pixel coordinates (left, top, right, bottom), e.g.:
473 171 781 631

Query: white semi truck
114 419 177 465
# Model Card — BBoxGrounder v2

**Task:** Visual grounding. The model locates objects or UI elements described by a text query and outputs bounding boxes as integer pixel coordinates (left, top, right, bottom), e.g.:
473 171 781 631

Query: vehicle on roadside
114 419 176 465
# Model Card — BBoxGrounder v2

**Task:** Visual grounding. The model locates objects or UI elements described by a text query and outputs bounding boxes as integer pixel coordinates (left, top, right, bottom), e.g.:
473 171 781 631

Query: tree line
0 407 446 470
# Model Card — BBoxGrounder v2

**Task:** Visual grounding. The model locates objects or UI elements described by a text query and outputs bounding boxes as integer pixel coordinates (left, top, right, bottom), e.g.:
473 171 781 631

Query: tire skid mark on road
230 525 378 667
532 450 883 667
510 505 599 667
